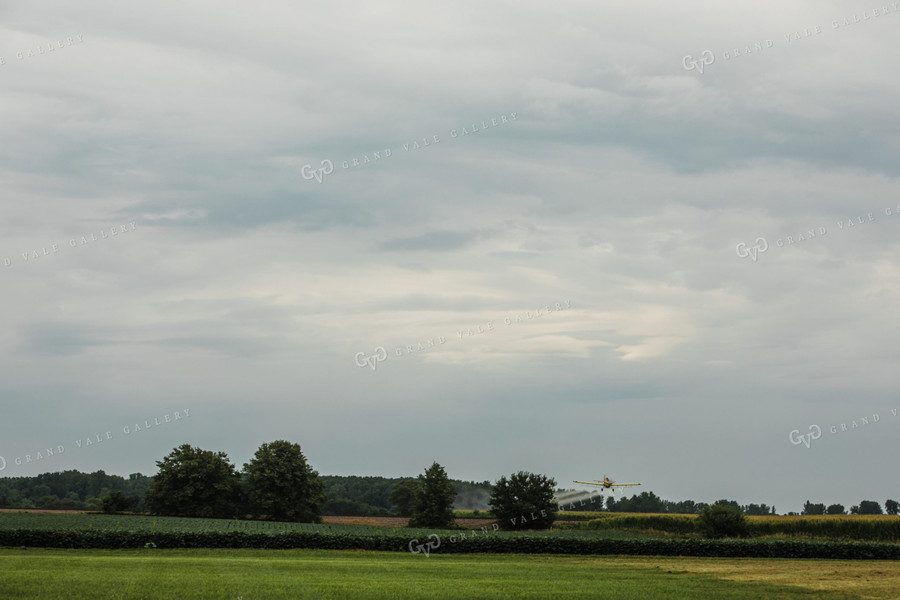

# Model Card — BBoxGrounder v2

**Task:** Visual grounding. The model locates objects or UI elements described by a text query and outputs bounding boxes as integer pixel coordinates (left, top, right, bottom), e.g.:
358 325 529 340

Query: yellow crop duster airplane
573 475 641 489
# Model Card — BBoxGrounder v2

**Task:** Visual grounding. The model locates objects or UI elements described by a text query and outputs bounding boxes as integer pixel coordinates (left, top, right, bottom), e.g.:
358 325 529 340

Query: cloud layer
1 0 899 512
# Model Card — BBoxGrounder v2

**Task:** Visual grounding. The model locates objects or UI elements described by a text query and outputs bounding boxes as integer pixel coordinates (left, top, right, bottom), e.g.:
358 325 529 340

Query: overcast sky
1 0 898 513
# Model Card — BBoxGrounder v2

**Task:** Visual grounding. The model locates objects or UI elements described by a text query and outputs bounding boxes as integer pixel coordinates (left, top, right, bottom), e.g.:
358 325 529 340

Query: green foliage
489 471 557 530
388 480 420 516
408 462 456 529
886 500 899 516
712 499 742 512
317 476 491 516
858 500 884 515
581 513 900 543
0 470 152 511
601 493 710 514
0 469 491 519
145 444 242 518
100 490 134 513
1 512 900 560
697 504 749 539
584 515 697 535
605 491 666 513
7 548 899 600
0 526 898 559
319 475 401 515
748 517 900 541
826 504 846 515
665 499 706 514
742 503 774 516
243 440 324 523
802 501 826 515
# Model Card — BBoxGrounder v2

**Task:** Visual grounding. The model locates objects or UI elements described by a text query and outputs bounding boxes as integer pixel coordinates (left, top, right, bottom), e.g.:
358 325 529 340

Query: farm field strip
609 556 900 598
571 513 900 542
3 513 899 559
2 548 898 600
0 512 640 540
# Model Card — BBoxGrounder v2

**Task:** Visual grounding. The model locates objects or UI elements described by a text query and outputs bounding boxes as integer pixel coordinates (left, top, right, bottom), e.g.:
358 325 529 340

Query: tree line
586 493 897 517
0 470 152 511
1 440 897 523
0 466 492 517
800 499 897 515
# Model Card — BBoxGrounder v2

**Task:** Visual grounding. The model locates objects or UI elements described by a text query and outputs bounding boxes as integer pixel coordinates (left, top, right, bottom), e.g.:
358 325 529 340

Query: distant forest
0 471 493 515
4 470 888 516
0 470 760 515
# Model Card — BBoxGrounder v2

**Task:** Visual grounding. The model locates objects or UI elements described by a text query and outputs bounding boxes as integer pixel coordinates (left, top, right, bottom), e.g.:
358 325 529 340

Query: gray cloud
1 0 899 512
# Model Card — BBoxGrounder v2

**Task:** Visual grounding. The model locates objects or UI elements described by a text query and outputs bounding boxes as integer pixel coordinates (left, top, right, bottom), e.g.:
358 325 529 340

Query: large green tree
408 462 456 528
857 500 884 515
802 500 826 515
826 503 846 515
605 491 666 514
243 440 325 522
489 471 557 530
145 444 242 518
742 503 774 516
388 479 420 516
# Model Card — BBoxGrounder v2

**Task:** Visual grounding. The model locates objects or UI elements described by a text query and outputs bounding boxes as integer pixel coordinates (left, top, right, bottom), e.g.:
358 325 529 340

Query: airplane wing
573 480 642 486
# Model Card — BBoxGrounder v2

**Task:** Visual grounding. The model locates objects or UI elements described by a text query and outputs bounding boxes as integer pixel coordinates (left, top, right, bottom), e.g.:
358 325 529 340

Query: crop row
748 518 900 541
579 515 900 541
1 529 899 559
0 513 396 536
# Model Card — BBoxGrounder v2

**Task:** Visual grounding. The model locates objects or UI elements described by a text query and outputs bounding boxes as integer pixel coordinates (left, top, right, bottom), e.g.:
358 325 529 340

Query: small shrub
697 504 749 538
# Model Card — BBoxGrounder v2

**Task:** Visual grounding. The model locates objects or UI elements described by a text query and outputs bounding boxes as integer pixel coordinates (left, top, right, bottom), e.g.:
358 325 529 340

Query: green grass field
2 548 899 600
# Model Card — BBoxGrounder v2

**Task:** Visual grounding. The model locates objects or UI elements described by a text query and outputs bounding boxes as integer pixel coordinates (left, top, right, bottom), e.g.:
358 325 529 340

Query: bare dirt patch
0 508 88 514
322 516 498 529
